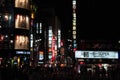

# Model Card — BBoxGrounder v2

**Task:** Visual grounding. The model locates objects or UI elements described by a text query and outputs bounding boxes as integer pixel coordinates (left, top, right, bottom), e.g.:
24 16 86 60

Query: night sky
77 0 119 40
34 0 119 40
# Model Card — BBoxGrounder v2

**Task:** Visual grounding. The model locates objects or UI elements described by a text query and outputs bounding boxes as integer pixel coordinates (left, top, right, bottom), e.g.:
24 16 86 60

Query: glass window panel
15 14 30 30
15 35 29 50
15 0 29 9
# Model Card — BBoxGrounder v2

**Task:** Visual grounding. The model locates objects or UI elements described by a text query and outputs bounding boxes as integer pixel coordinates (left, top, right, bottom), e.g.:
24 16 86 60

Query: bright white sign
75 51 118 59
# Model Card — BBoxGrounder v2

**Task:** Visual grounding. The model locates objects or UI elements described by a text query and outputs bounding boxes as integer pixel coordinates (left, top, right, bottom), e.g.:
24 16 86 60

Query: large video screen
15 0 29 9
75 50 118 59
15 35 29 50
15 14 30 30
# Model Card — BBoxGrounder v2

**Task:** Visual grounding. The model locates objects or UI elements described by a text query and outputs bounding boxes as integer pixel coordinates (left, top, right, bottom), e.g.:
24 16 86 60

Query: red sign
52 36 55 61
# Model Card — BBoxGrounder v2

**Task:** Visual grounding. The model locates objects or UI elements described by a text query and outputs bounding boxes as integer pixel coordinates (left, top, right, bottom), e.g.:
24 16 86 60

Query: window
15 14 30 30
15 35 29 50
15 0 29 9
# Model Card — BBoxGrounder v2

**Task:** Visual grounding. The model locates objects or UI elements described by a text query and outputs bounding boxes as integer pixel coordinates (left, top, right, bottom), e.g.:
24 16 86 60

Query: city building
0 0 34 66
33 6 62 65
0 0 15 65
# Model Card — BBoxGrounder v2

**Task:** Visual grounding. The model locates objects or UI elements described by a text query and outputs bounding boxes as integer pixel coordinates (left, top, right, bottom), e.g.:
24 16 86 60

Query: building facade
0 0 33 66
33 7 62 65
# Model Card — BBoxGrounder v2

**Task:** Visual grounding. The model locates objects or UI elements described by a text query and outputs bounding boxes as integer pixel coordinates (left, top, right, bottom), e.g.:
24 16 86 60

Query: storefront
75 50 119 73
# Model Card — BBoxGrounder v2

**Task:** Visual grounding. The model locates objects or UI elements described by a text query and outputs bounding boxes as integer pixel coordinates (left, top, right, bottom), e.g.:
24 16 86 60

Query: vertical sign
72 0 77 51
52 36 55 61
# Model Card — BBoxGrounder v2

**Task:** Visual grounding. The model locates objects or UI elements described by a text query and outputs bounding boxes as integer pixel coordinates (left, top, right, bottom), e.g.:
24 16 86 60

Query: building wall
35 8 61 62
0 0 31 59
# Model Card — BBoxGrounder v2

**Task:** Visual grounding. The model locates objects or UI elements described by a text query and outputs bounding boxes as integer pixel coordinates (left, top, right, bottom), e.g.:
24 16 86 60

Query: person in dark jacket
56 46 73 67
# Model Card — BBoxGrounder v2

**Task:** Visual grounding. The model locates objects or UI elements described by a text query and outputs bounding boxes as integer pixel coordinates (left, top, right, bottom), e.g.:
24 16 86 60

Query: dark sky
34 0 119 40
77 0 119 40
33 0 71 22
34 0 72 39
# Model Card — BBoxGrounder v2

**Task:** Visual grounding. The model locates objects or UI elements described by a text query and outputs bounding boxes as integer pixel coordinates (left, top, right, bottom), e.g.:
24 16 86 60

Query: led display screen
15 35 29 50
15 0 29 9
15 14 30 30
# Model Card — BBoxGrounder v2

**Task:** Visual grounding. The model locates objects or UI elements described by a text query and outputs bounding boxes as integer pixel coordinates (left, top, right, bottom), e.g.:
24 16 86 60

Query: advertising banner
75 50 118 59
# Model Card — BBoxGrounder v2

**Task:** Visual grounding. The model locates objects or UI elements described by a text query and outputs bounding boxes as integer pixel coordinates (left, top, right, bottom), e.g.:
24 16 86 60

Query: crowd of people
0 64 120 80
0 47 120 80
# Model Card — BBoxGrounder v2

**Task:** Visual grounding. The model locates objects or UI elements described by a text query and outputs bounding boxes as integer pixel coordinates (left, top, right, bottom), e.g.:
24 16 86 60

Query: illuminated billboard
15 35 29 50
39 51 44 60
16 51 30 54
75 51 118 59
15 14 30 30
15 0 29 9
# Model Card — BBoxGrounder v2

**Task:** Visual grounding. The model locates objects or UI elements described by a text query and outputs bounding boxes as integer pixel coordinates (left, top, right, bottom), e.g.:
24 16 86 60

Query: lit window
15 35 29 50
15 14 30 30
15 0 29 9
